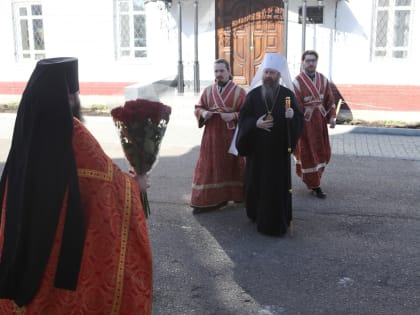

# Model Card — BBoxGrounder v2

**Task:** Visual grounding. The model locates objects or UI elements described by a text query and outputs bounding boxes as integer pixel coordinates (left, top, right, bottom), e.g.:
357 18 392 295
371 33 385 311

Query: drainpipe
193 0 200 94
301 0 307 54
177 0 184 94
283 0 289 58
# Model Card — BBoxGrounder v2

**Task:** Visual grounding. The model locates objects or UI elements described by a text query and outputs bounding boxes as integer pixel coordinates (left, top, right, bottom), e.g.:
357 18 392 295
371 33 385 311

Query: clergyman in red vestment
191 59 247 212
0 57 152 314
293 50 337 199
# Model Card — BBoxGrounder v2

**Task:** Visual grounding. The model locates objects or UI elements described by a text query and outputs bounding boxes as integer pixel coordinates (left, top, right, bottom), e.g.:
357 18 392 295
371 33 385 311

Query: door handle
250 31 254 50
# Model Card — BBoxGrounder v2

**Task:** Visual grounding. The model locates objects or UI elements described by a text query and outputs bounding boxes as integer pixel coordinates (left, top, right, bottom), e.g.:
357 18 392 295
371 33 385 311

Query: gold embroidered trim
78 159 113 181
232 86 242 111
14 305 26 315
110 176 132 315
295 160 328 174
192 181 243 190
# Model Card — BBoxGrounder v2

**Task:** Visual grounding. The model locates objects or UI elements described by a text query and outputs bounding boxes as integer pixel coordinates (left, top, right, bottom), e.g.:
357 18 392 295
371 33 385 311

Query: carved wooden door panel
216 0 284 85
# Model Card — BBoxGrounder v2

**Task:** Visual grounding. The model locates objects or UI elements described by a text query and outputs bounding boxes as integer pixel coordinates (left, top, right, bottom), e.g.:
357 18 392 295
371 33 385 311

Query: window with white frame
373 0 413 59
13 2 45 61
116 0 147 59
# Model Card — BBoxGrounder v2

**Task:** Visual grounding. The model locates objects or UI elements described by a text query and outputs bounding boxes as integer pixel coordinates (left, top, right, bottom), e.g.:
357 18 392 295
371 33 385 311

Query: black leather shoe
192 201 228 214
312 187 326 199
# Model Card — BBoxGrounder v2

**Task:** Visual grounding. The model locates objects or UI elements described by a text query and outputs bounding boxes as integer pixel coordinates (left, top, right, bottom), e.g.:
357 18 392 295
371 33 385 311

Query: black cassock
236 86 304 236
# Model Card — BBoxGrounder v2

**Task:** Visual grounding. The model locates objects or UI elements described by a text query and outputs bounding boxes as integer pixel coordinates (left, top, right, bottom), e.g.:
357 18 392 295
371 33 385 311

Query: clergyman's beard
262 81 280 102
262 77 278 88
71 97 83 122
217 79 228 87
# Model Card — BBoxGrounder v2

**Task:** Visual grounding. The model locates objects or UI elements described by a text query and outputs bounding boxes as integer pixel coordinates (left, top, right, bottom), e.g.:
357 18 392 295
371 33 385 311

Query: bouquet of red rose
111 98 172 217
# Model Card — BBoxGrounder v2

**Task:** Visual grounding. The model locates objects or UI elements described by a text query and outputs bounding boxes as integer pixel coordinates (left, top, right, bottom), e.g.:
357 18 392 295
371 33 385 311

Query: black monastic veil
0 57 85 306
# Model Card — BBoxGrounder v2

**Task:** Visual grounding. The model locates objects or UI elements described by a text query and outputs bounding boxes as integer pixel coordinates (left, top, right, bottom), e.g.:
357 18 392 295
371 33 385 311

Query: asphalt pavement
0 92 419 315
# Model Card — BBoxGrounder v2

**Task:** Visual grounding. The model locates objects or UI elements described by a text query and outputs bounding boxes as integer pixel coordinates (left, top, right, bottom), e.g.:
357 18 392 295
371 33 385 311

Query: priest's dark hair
301 50 319 61
0 57 85 306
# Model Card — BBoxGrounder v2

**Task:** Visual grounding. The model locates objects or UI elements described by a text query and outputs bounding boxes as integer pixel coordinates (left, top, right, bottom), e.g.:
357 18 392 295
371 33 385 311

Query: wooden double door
216 0 285 85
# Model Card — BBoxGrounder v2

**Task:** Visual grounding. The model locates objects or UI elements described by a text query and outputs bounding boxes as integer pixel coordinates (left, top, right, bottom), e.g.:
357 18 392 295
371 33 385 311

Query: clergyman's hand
256 114 273 132
202 110 214 120
285 107 294 119
220 112 236 122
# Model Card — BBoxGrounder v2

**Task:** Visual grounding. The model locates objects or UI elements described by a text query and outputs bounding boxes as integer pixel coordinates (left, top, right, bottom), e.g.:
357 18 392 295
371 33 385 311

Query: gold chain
263 85 281 120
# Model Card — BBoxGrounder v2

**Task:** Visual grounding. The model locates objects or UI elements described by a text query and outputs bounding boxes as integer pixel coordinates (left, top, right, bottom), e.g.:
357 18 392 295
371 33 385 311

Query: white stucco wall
1 0 418 88
0 0 186 84
287 0 420 85
44 0 181 83
170 0 216 84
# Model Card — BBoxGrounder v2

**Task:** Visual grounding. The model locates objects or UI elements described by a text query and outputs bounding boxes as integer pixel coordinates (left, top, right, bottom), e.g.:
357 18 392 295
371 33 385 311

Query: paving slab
0 101 420 315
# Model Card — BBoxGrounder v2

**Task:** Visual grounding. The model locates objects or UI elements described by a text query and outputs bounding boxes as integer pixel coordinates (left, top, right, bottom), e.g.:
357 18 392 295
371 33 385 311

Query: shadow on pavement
147 146 264 314
152 151 420 314
2 149 420 314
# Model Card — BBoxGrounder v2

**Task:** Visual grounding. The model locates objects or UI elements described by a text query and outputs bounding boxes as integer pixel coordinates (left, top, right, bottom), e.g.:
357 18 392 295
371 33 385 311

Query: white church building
0 0 419 116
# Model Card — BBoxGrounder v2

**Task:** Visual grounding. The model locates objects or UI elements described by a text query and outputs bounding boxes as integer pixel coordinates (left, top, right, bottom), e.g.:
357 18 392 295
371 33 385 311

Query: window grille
373 0 413 59
13 2 45 61
116 0 147 59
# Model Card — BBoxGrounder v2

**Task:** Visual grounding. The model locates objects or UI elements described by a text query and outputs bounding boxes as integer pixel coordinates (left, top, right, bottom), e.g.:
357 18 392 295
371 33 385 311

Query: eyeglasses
305 59 317 63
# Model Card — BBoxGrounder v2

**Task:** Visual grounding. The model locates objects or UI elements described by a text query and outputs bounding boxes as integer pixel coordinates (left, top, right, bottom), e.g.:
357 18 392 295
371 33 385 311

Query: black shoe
312 187 326 199
192 201 228 214
232 200 244 207
215 201 228 209
192 207 208 214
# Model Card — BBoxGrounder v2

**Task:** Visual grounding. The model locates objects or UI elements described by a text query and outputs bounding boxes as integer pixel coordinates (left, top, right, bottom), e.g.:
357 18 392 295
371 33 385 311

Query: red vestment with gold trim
191 81 246 208
0 119 152 315
293 72 336 189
